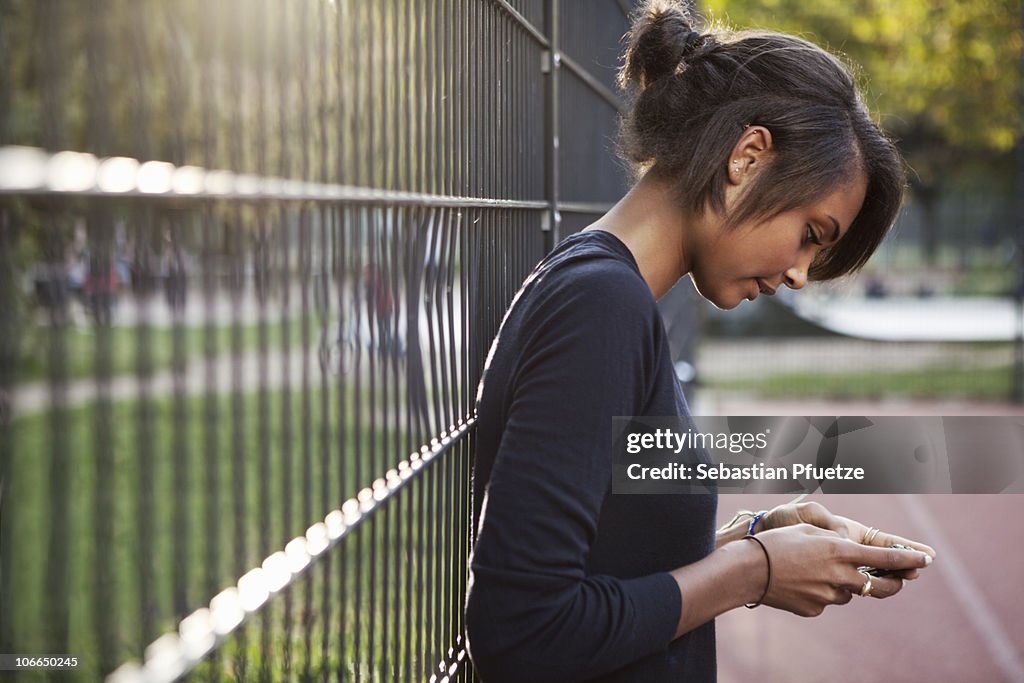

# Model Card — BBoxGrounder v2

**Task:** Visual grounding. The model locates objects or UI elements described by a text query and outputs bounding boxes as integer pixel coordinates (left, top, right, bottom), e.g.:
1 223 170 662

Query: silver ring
858 569 873 597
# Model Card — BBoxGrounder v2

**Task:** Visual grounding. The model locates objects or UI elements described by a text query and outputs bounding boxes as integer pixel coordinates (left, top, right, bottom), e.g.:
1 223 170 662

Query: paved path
9 347 317 418
792 296 1024 342
10 290 464 418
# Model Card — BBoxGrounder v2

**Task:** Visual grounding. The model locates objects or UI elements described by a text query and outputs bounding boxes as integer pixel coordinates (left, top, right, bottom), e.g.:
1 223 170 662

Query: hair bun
681 31 706 58
619 0 699 92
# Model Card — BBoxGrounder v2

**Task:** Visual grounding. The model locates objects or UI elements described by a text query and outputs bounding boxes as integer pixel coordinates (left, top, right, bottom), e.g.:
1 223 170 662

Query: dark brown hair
618 0 906 280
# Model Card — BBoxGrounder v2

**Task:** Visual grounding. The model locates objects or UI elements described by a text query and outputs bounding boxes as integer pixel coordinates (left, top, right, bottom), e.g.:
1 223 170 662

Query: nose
784 248 814 290
784 262 808 290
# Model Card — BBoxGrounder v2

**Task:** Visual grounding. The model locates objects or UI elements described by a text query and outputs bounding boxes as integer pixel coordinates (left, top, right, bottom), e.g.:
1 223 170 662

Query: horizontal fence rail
0 0 634 681
0 146 610 215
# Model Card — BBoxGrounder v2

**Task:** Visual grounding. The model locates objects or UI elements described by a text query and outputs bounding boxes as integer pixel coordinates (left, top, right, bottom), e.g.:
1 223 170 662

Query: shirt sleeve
464 261 682 683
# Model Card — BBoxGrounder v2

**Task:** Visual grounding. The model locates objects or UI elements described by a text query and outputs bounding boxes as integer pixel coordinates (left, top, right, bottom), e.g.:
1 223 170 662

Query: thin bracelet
747 510 768 535
743 534 771 609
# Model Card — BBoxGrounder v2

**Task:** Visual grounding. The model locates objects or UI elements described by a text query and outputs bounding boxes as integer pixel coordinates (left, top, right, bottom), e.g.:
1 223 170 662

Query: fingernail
922 554 932 566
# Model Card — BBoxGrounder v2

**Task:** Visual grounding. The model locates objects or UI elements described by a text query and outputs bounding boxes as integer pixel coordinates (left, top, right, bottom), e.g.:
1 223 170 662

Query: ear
726 125 773 186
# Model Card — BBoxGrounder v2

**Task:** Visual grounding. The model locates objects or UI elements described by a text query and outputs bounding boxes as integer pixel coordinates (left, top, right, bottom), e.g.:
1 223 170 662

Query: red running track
716 493 1024 683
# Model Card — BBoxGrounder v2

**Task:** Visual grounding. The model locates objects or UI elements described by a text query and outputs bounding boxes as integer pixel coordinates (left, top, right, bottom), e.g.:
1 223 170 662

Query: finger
865 529 937 558
846 542 932 571
797 502 850 538
842 568 903 599
865 575 903 599
840 567 873 593
888 568 920 581
830 586 854 606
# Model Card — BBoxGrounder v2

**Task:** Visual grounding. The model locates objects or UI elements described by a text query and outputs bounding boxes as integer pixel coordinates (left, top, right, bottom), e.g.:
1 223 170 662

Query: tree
703 0 1022 263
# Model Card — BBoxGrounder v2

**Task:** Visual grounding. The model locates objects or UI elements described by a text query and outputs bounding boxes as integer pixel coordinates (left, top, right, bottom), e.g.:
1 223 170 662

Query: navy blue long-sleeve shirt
466 230 718 682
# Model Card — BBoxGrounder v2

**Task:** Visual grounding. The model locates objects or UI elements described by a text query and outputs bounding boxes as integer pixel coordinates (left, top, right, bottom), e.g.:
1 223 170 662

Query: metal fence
0 1 633 681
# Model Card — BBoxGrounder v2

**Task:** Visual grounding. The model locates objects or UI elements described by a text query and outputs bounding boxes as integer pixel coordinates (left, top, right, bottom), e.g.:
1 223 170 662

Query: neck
585 171 696 299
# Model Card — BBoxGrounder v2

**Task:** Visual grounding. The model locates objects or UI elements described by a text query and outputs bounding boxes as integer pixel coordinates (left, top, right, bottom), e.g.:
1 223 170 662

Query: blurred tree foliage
703 0 1022 262
0 0 325 173
0 0 370 265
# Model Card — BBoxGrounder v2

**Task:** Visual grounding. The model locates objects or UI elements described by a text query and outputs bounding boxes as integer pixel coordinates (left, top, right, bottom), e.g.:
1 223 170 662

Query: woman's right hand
754 523 933 617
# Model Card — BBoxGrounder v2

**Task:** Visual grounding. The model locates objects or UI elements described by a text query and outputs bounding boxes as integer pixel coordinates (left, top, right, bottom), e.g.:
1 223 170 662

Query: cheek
724 244 768 278
749 236 799 273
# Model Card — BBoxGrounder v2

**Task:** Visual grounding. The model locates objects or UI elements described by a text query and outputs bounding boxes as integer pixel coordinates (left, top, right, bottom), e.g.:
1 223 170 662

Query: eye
805 224 823 246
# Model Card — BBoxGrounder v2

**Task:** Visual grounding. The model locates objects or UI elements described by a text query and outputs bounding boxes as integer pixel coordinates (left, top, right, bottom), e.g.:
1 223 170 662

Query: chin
705 291 744 311
691 277 744 311
713 299 743 311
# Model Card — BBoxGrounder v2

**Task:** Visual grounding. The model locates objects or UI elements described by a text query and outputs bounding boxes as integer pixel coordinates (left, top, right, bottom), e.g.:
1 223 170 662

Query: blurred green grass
717 364 1014 401
6 386 467 681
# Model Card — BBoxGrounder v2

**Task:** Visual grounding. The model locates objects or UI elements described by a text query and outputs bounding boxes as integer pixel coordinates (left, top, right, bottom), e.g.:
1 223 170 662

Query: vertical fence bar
297 200 314 679
0 0 9 655
335 203 349 683
198 1 223 676
0 0 9 144
85 0 120 673
279 2 299 665
1014 0 1024 403
30 0 71 673
337 8 353 679
544 0 561 252
382 9 398 678
199 200 223 683
298 2 316 676
314 2 332 678
133 206 155 659
0 205 14 661
197 6 224 679
352 6 369 675
316 203 331 683
127 0 154 657
170 215 190 622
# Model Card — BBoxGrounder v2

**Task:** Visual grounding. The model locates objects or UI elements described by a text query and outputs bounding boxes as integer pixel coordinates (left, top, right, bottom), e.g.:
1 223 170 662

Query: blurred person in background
83 256 120 326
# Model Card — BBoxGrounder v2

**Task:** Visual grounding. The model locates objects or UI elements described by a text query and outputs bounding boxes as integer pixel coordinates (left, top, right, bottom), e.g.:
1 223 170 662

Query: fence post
1015 291 1023 404
1014 0 1024 404
543 0 560 253
0 207 13 659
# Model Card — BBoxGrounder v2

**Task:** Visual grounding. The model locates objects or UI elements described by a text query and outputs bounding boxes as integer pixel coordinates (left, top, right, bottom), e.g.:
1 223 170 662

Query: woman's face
689 172 868 310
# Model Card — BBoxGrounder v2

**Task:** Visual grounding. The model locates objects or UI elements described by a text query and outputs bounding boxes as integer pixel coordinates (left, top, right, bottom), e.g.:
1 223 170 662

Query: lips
756 279 776 296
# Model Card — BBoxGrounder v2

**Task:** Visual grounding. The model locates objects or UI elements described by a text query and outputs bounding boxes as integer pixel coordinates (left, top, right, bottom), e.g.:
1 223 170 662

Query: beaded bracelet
743 534 771 609
747 510 768 536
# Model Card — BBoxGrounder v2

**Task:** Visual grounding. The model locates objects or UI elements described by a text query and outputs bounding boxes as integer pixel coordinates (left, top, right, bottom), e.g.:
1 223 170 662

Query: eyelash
805 224 823 246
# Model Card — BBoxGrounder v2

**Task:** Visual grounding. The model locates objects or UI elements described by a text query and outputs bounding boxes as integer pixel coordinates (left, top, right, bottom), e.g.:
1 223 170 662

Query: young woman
464 2 936 681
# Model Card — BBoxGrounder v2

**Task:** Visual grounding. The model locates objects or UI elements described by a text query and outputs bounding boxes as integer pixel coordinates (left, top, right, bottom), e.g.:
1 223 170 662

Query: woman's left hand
761 501 937 579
